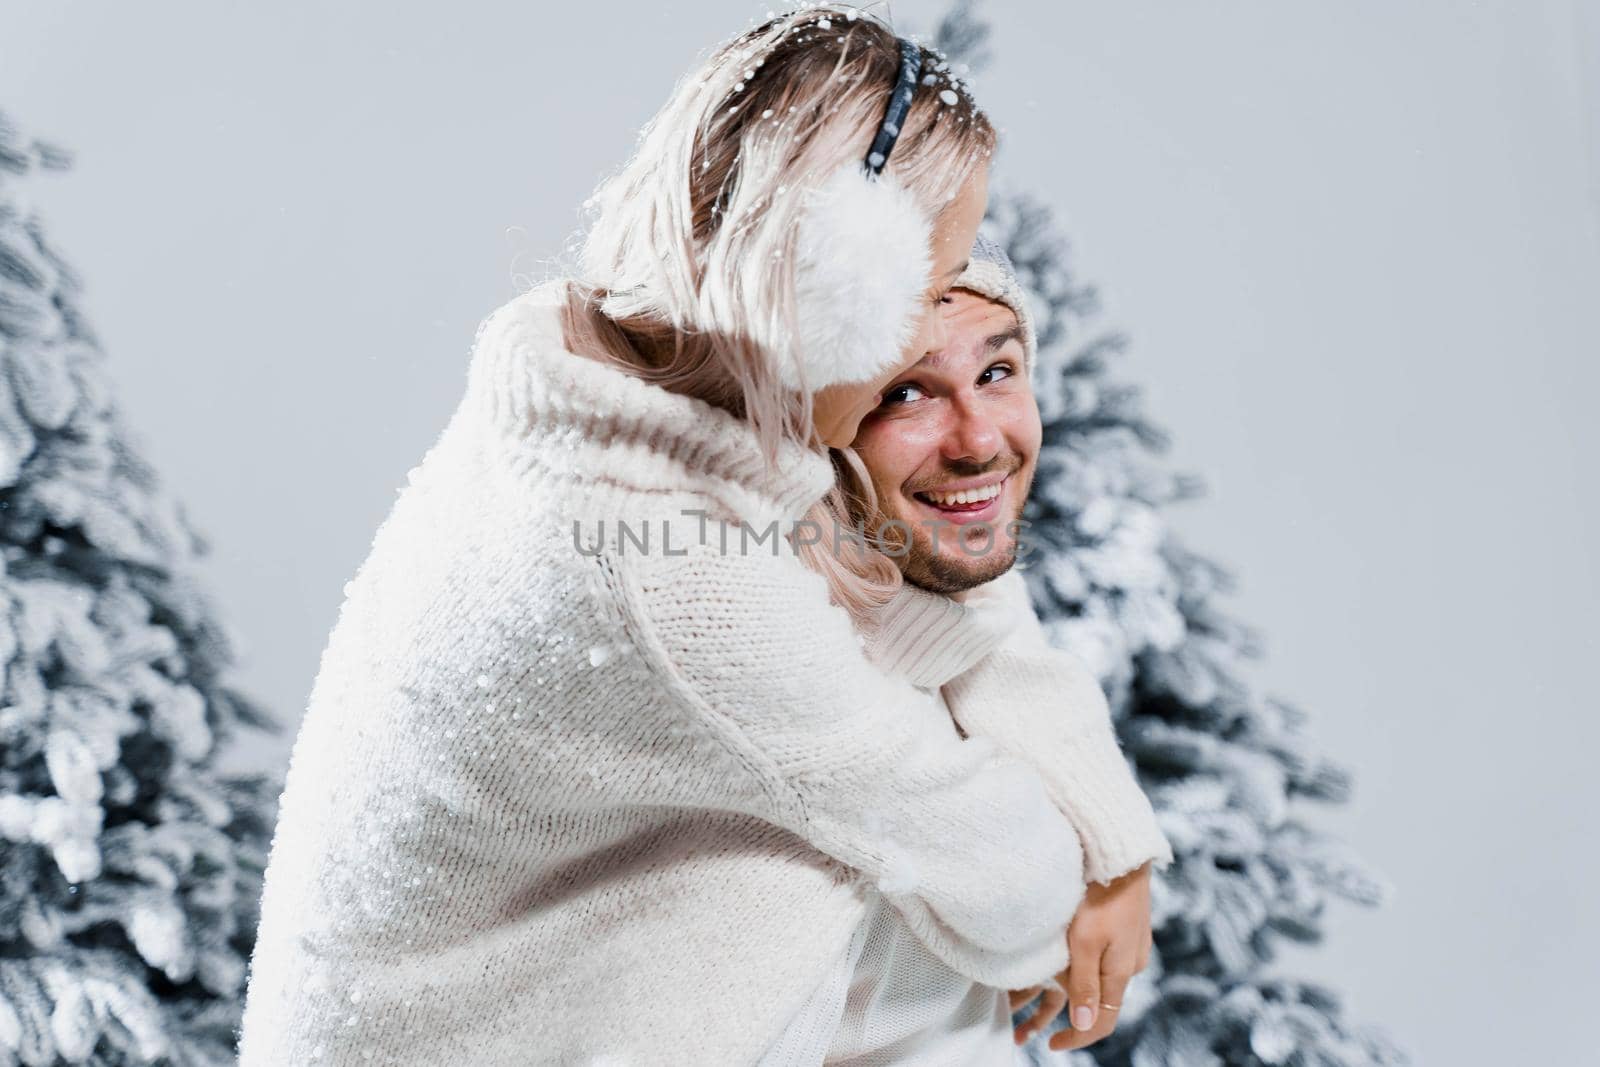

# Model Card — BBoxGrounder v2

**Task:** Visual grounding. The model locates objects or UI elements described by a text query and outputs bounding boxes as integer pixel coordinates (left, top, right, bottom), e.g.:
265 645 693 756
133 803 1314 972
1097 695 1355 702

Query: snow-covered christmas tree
922 4 1413 1065
0 112 282 1066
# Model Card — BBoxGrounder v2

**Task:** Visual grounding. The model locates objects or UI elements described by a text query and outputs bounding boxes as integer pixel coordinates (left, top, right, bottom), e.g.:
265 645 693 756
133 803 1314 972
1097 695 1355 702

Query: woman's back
239 283 876 1063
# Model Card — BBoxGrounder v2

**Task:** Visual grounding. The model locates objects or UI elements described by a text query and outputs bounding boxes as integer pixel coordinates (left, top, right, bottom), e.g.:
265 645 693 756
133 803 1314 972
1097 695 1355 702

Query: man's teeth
921 484 1002 506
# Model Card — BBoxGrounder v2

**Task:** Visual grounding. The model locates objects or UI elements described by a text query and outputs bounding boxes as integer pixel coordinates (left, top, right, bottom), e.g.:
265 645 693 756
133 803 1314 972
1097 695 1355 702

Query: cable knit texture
236 280 1090 1066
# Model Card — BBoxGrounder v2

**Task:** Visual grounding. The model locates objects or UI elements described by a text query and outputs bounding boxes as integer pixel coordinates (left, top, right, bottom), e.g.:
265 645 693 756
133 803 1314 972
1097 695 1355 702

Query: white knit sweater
237 281 1146 1066
756 606 1023 1067
758 574 1174 1065
872 571 1174 890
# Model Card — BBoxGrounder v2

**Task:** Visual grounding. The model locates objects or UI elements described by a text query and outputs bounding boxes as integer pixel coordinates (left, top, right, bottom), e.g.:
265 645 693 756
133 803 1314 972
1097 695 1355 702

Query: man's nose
941 393 1003 464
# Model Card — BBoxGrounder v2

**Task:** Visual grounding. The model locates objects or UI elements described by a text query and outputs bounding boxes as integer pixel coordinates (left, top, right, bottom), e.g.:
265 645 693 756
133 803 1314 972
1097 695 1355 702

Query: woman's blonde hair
557 3 997 624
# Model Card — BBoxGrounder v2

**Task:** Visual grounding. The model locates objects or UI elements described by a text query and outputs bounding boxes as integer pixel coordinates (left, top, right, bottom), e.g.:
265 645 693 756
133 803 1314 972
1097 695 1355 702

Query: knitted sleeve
602 541 1083 991
943 569 1175 886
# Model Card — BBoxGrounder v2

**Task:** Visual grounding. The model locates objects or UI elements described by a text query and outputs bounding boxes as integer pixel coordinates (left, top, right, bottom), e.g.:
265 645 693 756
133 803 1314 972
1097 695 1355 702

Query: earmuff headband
785 35 937 392
864 37 924 175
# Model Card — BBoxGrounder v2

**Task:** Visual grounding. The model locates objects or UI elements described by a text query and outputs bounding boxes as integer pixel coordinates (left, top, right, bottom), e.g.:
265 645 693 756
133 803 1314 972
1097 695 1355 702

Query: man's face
849 287 1042 594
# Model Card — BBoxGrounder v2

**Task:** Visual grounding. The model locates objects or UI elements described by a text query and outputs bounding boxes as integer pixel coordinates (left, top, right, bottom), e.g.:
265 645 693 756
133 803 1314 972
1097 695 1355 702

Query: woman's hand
1010 861 1154 1050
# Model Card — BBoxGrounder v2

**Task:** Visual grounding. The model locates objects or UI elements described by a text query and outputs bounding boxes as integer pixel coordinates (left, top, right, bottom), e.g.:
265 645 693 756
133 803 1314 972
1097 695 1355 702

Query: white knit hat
951 232 1037 380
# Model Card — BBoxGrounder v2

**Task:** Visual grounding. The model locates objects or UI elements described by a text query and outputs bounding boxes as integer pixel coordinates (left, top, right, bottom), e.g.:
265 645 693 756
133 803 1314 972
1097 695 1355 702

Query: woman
237 7 1089 1065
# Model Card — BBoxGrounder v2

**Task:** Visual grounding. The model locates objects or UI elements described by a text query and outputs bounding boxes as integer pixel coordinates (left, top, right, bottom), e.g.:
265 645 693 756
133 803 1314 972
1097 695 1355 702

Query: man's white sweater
236 281 1170 1066
760 575 1174 1065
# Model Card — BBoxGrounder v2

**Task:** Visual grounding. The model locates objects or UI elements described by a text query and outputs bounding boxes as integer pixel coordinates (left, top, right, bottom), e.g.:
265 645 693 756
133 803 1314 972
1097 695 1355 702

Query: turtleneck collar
461 279 835 528
862 568 1029 690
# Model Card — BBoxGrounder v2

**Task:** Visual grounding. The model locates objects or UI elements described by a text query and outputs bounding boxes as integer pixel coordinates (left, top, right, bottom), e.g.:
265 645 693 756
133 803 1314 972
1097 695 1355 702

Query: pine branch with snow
0 109 282 1067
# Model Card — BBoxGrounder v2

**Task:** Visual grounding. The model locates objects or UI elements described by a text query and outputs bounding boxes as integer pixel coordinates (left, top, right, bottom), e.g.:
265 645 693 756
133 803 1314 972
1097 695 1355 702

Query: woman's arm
943 569 1175 887
600 540 1085 991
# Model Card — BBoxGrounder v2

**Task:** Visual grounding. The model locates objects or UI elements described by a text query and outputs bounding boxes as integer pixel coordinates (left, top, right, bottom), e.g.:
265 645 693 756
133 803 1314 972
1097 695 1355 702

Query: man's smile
911 473 1012 526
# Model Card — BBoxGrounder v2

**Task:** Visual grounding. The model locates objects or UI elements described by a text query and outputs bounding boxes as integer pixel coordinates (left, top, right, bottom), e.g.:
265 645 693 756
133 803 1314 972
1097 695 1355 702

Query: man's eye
881 383 927 406
979 362 1015 385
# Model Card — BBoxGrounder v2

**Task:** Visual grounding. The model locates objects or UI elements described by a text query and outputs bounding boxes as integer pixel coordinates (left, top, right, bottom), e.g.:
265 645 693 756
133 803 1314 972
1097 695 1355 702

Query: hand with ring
1008 861 1153 1051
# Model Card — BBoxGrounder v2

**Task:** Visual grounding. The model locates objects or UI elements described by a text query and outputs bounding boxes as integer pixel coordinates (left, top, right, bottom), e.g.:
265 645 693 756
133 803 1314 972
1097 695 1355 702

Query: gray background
5 2 1597 1062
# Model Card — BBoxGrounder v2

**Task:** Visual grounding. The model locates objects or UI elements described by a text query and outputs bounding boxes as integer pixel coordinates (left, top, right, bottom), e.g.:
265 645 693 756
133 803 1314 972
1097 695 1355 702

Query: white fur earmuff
785 160 934 392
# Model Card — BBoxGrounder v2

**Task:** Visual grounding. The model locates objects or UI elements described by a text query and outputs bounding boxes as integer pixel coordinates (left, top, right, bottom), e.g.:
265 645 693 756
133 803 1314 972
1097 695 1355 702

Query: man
807 235 1174 1061
854 235 1043 595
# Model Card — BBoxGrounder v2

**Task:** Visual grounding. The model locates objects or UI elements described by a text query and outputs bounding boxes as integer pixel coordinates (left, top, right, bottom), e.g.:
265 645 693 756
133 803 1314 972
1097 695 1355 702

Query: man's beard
902 529 1019 594
867 456 1033 596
